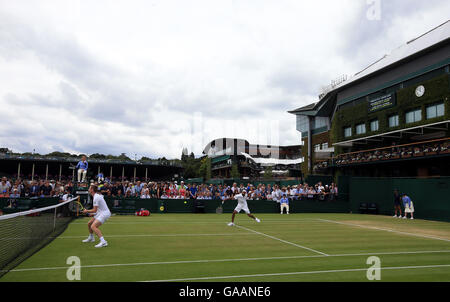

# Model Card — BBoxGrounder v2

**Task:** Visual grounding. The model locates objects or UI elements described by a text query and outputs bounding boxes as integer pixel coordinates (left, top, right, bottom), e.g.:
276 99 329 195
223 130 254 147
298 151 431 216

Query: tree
0 148 11 154
117 153 131 160
89 153 107 159
46 151 73 157
198 157 211 180
263 166 273 179
181 147 189 161
230 163 240 179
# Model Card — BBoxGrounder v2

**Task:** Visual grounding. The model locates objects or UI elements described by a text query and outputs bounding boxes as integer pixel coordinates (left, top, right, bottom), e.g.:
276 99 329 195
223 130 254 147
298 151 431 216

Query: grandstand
0 152 183 183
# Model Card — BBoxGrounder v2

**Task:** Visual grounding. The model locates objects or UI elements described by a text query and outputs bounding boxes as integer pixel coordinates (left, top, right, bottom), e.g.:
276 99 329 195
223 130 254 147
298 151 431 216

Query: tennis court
1 213 450 282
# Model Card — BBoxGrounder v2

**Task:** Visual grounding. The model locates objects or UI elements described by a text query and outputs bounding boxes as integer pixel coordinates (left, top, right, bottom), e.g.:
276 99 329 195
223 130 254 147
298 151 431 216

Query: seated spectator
9 188 20 198
290 185 299 200
0 177 10 197
29 180 40 197
330 183 338 200
40 181 53 197
140 188 151 199
307 187 316 199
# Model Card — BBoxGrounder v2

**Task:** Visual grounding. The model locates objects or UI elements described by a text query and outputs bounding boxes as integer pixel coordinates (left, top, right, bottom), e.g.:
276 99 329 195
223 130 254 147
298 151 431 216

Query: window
370 119 379 132
356 123 366 135
314 144 321 151
321 142 328 150
389 115 399 127
296 115 309 133
313 116 329 129
344 127 352 137
405 109 422 124
426 102 444 119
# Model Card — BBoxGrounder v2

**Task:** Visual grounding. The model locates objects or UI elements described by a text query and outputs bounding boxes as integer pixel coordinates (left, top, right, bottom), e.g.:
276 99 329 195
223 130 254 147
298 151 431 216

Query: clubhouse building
289 20 450 178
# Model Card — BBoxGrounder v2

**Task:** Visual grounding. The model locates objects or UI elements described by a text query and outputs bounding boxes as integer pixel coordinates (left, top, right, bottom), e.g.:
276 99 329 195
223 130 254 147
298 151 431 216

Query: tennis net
0 196 79 278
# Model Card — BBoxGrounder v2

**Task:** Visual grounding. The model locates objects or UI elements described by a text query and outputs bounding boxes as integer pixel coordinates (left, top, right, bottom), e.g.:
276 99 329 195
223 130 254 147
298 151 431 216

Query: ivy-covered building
289 21 450 178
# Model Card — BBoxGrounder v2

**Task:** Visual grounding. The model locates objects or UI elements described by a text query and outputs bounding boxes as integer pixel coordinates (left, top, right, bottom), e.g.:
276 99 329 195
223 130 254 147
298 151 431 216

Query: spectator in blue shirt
189 184 198 199
97 171 104 183
280 194 290 214
76 155 88 183
29 181 40 197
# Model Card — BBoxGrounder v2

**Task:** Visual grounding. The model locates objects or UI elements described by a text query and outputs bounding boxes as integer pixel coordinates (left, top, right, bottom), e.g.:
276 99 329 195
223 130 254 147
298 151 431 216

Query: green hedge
331 74 450 154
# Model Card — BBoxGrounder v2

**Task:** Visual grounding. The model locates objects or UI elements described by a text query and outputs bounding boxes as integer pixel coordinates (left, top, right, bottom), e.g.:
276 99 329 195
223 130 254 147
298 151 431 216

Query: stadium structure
202 138 303 178
289 20 450 178
0 152 183 183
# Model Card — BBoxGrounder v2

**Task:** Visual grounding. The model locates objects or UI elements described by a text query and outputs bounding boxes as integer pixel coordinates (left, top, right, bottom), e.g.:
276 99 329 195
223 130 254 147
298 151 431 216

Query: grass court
1 213 450 282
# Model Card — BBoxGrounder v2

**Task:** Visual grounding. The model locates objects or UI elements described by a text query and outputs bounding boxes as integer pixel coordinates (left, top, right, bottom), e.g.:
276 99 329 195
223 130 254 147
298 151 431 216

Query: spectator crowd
0 175 339 202
334 140 449 166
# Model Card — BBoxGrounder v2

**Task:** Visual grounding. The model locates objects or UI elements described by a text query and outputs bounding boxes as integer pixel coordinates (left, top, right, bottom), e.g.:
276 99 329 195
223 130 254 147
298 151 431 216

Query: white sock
88 234 94 239
100 236 106 242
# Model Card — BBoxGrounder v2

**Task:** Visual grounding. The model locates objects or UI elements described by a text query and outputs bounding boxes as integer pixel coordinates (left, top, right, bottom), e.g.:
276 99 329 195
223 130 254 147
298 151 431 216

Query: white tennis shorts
94 212 111 224
404 202 414 213
234 203 251 214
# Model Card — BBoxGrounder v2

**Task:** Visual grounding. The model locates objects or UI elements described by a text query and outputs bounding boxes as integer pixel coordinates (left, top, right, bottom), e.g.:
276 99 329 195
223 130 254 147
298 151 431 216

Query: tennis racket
68 197 88 216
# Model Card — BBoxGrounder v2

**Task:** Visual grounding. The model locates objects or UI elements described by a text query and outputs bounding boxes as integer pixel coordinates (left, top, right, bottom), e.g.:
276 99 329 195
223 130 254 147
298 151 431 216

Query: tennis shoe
227 222 235 226
256 218 261 223
82 236 95 243
95 241 108 248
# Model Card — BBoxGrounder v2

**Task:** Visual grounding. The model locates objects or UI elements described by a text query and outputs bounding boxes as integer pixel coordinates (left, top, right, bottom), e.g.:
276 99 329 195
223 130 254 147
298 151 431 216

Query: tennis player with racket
223 190 260 226
82 185 111 248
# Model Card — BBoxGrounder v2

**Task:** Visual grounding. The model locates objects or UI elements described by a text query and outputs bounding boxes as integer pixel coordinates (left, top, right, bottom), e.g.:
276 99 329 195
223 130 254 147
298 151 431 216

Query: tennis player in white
82 185 111 248
224 190 260 226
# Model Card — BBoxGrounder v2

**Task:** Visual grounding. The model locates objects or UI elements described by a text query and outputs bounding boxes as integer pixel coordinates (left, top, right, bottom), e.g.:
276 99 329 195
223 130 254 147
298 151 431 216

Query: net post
77 196 80 217
53 203 57 231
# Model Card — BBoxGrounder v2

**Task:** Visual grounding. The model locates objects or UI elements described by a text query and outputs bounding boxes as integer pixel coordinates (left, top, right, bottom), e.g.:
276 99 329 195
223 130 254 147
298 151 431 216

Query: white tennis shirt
93 193 111 216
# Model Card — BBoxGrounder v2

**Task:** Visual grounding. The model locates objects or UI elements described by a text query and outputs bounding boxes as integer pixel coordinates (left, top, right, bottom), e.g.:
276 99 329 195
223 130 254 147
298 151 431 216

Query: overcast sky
0 0 449 159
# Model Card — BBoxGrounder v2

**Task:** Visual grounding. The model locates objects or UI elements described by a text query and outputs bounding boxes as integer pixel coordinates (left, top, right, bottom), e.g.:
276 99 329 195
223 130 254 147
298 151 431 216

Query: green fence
348 177 450 222
104 197 349 214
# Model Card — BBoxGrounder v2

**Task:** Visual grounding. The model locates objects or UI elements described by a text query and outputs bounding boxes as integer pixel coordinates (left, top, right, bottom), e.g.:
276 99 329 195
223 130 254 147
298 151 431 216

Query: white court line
70 219 322 225
58 233 254 239
141 264 450 282
1 232 256 241
317 219 450 242
4 250 450 273
235 224 329 256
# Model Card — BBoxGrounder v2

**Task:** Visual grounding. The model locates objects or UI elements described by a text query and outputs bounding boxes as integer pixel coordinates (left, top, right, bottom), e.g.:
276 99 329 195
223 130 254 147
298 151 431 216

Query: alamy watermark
366 256 381 280
66 256 81 281
366 0 381 21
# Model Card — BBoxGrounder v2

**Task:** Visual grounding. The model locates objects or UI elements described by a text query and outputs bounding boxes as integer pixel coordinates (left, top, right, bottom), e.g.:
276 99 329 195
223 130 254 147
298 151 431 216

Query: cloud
0 0 448 159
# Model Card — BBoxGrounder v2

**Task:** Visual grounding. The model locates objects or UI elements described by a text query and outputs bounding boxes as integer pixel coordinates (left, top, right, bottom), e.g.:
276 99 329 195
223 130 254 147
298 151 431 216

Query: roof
336 20 450 91
241 152 304 166
288 102 317 113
